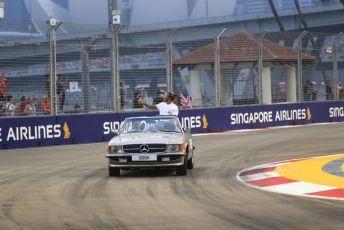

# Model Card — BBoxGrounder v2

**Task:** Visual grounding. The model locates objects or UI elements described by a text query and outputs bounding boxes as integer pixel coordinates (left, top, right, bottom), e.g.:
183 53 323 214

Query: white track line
264 182 336 195
239 171 280 181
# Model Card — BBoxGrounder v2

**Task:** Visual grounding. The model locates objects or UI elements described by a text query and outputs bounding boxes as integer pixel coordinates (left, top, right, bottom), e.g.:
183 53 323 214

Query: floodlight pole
81 38 96 114
214 28 226 107
333 32 343 101
166 28 177 93
257 31 267 105
296 31 308 102
47 19 63 115
81 35 107 113
110 0 123 112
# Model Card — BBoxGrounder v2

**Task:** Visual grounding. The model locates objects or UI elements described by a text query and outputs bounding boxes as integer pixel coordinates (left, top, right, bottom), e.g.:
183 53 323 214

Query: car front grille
123 144 166 153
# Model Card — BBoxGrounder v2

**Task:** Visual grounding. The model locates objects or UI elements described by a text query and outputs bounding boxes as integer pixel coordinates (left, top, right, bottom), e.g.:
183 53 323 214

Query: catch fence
0 26 343 117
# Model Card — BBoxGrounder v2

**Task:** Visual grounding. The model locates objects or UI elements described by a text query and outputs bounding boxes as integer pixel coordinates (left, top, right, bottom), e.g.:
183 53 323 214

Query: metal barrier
1 101 344 149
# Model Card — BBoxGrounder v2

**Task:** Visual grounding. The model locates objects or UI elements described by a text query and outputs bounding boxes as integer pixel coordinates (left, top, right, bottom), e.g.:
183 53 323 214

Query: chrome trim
105 153 184 158
107 153 185 168
109 162 184 168
123 148 165 150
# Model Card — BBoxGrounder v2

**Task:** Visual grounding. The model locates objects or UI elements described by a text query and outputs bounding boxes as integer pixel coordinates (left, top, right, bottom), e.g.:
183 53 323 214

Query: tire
176 155 187 176
109 167 120 177
187 154 194 170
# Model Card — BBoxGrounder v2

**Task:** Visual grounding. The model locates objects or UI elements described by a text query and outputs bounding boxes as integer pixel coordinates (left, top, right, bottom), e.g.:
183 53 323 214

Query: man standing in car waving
138 92 179 116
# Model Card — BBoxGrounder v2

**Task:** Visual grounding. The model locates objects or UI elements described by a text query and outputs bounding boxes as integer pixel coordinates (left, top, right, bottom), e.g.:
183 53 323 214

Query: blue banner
1 101 344 149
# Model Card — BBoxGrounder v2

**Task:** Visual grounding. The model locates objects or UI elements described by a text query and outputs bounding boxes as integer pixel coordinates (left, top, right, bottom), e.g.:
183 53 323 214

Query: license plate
132 154 157 161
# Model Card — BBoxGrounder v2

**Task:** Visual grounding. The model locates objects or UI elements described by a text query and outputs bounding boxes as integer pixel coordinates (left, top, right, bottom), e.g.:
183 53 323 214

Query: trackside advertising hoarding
1 101 344 149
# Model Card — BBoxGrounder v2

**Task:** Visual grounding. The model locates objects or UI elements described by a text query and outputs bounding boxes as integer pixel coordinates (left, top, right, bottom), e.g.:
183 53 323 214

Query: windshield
121 117 182 134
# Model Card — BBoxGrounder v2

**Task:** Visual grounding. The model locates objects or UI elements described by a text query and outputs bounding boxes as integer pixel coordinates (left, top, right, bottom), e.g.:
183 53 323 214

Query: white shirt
156 102 179 116
5 102 16 116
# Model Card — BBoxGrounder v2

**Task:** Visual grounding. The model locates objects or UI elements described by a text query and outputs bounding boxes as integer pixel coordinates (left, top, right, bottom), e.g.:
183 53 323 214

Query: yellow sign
202 114 208 129
63 122 71 139
307 107 312 120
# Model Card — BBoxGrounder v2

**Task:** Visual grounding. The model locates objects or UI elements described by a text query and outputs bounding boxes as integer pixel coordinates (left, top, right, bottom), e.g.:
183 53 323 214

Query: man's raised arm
138 98 157 110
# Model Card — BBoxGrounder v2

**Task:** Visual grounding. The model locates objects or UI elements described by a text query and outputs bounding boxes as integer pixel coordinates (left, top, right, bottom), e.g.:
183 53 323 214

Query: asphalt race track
1 123 344 230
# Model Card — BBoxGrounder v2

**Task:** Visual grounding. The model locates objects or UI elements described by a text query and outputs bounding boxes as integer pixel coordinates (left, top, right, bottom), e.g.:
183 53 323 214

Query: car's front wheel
176 156 187 176
109 167 120 177
187 155 194 169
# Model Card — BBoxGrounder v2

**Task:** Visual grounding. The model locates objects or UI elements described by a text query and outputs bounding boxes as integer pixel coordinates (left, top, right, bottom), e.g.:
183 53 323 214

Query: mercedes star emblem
139 144 150 153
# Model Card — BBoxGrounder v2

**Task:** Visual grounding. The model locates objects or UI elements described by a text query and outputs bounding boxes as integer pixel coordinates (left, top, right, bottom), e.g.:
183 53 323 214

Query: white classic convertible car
105 116 194 176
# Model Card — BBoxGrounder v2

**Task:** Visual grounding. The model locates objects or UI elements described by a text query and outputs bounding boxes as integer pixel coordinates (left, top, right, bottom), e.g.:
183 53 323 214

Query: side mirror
111 129 119 135
183 128 191 133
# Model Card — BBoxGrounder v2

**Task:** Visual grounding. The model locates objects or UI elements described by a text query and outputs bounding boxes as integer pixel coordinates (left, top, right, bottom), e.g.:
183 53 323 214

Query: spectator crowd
1 95 51 117
0 72 60 117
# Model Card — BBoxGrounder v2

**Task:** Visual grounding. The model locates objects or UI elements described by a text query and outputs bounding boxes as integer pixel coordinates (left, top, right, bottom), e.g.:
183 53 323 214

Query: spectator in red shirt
42 96 51 115
0 73 7 104
17 96 28 116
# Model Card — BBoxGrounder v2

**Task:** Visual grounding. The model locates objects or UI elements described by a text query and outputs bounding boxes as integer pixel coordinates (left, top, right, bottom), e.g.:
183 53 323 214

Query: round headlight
166 144 184 153
109 145 124 154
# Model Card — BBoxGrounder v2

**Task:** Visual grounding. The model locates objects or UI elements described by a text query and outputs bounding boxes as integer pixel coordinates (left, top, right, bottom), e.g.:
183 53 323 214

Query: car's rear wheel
109 167 120 177
176 156 187 176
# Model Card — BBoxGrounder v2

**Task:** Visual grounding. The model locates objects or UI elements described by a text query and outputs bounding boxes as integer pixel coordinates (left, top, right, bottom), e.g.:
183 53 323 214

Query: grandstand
0 0 343 115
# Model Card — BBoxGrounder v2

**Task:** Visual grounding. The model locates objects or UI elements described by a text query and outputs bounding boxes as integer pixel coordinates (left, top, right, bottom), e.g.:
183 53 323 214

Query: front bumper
105 153 185 168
